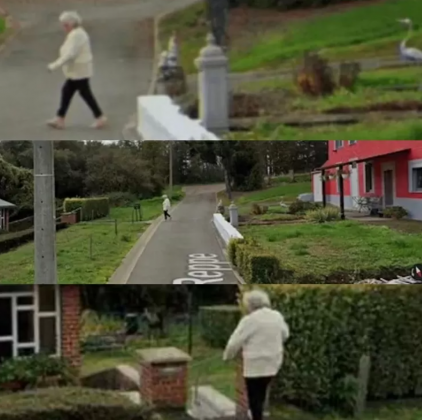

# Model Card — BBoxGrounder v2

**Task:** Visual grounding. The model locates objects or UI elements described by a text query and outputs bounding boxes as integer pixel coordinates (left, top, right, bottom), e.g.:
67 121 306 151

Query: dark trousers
163 210 171 220
57 78 103 118
245 376 273 420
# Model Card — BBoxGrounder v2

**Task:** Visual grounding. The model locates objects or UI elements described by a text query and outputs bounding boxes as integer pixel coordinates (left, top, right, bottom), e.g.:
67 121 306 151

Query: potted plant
328 171 336 180
339 169 350 179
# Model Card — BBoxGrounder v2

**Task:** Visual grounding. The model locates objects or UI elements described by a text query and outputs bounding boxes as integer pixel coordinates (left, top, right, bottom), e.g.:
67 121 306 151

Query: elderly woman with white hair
47 11 107 130
223 289 290 420
162 195 171 221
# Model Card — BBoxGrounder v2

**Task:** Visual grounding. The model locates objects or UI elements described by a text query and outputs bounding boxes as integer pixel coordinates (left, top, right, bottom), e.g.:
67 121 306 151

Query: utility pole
169 141 173 198
33 141 57 284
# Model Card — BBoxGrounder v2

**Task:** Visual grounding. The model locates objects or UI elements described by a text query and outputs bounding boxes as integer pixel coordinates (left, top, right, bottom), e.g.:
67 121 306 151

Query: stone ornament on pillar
138 347 192 409
195 33 229 135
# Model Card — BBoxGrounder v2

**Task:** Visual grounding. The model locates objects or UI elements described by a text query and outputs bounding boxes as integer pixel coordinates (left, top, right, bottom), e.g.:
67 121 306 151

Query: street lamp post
206 0 229 47
169 141 173 198
33 141 57 284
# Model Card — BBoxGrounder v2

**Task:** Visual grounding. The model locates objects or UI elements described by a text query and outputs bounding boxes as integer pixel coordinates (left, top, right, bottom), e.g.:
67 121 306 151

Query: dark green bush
246 285 422 413
0 354 77 391
383 206 408 220
107 192 138 207
0 223 68 254
228 0 364 10
0 387 153 420
288 200 317 214
64 197 109 221
199 305 241 348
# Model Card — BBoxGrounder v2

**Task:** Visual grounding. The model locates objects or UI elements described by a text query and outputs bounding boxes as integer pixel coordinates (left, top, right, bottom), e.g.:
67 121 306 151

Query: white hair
243 289 271 312
59 11 82 26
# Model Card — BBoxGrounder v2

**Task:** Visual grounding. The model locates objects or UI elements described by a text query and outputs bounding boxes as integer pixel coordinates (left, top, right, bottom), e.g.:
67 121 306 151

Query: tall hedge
228 0 365 10
240 285 422 412
63 197 109 221
199 305 241 348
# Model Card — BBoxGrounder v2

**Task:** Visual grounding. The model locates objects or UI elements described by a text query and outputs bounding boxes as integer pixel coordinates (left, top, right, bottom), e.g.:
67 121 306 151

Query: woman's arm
49 31 86 70
223 317 250 361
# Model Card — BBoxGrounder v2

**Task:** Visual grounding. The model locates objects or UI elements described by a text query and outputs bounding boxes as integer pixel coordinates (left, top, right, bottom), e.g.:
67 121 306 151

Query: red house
312 141 422 219
0 286 81 369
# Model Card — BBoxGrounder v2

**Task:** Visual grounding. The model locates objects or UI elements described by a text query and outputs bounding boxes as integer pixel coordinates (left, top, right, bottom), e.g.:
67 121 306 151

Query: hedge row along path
0 0 198 140
127 184 237 285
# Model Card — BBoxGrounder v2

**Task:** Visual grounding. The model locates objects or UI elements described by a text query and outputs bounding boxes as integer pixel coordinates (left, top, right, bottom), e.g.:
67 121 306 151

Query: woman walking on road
163 195 172 220
47 11 107 130
223 289 290 420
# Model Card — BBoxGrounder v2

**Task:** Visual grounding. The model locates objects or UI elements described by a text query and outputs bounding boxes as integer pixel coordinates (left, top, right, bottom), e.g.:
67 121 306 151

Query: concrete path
0 0 200 140
127 184 238 285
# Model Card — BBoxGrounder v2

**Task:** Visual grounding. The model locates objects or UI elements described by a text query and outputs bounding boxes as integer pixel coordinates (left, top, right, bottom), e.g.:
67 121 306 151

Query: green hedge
199 305 241 348
64 197 109 221
0 387 153 420
228 0 365 10
229 239 410 283
244 285 422 413
0 223 68 254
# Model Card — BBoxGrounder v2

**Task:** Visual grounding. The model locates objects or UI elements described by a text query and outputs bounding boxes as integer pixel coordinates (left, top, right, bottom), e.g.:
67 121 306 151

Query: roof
319 147 411 170
0 198 16 208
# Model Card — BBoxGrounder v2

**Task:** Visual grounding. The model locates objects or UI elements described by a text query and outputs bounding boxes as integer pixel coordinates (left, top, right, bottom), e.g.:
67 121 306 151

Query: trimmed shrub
199 305 241 348
304 207 340 223
288 200 317 214
383 206 408 220
228 0 365 10
0 354 77 390
227 238 243 267
0 223 68 254
64 197 110 221
0 387 153 420
240 285 422 413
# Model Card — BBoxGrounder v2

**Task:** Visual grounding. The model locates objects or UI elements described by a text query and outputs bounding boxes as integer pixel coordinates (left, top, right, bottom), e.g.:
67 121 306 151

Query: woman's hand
47 63 57 72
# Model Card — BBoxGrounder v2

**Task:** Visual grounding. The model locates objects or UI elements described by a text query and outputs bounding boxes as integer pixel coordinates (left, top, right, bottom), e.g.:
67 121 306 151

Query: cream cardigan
223 307 290 378
49 27 93 80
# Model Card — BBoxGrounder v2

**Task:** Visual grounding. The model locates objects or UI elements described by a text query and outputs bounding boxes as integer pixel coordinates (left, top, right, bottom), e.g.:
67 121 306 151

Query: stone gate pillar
195 33 229 135
138 347 192 408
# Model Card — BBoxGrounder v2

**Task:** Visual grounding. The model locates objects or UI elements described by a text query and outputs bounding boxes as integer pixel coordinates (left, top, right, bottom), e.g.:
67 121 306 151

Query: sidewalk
0 0 199 140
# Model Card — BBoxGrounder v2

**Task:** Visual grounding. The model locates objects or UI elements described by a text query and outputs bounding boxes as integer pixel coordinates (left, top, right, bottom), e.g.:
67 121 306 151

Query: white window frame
363 161 375 193
334 141 344 151
349 140 357 145
408 159 422 193
0 287 61 358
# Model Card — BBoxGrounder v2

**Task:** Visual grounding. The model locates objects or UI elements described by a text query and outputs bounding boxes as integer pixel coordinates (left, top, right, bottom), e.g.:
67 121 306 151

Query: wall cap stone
137 347 192 364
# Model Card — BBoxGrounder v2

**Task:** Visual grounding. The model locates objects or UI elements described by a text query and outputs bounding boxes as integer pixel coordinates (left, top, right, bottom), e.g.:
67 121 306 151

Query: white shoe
91 116 107 129
46 118 65 129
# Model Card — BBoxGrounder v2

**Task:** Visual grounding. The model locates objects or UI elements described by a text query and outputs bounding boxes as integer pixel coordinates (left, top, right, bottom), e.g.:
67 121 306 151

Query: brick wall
236 358 250 419
61 286 81 370
141 361 189 408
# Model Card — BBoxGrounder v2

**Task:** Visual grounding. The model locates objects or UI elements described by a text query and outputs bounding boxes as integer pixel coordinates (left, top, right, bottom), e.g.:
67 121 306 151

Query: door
350 166 359 208
313 173 323 202
383 169 394 206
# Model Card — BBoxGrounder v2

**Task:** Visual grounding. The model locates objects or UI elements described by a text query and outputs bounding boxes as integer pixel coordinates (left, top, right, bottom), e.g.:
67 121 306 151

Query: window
0 287 60 362
349 141 357 145
334 141 344 150
412 167 422 192
364 162 374 193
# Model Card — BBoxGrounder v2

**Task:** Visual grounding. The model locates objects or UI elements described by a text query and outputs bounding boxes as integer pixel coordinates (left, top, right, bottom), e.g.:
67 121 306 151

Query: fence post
89 235 93 260
115 219 118 236
355 354 371 417
195 33 229 135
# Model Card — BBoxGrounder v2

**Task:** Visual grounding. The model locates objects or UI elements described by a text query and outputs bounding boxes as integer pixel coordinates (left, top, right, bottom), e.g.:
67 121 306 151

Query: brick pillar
138 347 192 408
236 358 249 420
61 286 81 370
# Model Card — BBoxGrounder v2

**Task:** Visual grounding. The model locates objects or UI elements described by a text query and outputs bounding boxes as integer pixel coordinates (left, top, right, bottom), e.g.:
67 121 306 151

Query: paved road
127 185 238 284
0 0 199 140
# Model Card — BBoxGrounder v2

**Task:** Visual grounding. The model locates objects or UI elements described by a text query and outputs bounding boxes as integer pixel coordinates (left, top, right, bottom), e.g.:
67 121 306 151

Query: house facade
0 198 16 232
312 141 422 219
0 286 81 368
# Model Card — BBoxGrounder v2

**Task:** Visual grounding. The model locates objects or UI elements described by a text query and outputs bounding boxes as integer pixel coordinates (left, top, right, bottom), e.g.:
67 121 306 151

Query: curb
0 7 21 55
108 201 183 284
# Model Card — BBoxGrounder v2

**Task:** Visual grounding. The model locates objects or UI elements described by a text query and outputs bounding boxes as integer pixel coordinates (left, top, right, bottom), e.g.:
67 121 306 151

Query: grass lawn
240 220 422 281
226 119 422 140
81 323 236 400
0 198 172 284
159 0 422 74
